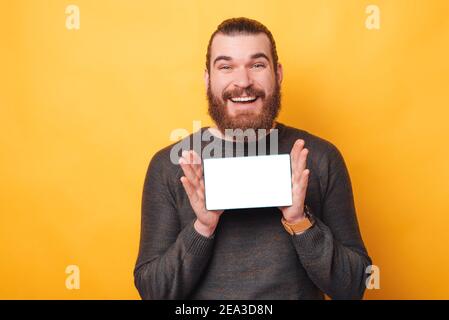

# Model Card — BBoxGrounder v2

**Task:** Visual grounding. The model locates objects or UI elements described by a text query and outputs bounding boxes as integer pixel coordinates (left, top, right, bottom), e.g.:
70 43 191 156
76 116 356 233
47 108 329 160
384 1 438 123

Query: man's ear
204 69 210 91
276 63 283 85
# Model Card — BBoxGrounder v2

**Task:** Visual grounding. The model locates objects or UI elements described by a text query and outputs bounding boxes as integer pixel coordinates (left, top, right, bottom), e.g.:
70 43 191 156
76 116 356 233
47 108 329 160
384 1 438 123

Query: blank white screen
203 154 292 211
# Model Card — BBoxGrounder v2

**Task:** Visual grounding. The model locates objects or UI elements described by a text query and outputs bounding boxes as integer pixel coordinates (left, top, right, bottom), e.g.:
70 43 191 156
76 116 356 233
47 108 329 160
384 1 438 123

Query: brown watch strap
281 216 313 235
281 205 314 235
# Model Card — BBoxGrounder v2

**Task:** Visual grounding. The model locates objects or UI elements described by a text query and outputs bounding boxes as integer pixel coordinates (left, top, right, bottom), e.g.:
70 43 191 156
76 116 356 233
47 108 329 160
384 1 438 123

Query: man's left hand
278 139 310 223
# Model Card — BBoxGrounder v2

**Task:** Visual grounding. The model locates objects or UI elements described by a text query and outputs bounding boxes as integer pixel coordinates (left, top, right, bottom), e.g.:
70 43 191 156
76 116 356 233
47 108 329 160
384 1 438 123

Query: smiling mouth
229 96 258 103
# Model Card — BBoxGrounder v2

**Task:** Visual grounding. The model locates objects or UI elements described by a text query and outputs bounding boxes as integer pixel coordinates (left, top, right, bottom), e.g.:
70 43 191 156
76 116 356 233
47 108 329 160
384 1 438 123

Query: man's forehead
210 33 272 61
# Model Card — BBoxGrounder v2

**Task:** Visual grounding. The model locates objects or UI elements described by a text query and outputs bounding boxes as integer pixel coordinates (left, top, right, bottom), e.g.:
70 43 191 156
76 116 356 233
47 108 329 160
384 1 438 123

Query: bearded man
134 17 372 300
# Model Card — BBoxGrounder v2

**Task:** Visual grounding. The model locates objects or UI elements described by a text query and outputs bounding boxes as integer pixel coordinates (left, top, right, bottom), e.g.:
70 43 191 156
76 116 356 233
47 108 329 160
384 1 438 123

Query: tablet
203 154 293 211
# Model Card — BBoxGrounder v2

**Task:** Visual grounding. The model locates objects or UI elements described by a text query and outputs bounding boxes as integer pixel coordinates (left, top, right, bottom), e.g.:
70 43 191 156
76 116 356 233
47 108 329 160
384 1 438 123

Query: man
134 17 372 300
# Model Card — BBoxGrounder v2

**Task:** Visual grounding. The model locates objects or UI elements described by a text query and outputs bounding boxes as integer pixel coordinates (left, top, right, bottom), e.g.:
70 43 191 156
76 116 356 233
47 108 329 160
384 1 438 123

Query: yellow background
1 0 448 299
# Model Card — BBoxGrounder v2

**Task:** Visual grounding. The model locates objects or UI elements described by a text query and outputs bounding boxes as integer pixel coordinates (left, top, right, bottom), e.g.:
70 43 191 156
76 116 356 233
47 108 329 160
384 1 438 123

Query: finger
297 169 310 205
290 139 304 173
181 150 202 180
199 178 205 195
191 149 202 165
180 176 199 203
181 149 191 164
183 151 206 202
297 148 309 177
290 139 301 163
179 157 200 186
190 150 203 178
197 188 205 202
183 150 202 181
189 151 206 196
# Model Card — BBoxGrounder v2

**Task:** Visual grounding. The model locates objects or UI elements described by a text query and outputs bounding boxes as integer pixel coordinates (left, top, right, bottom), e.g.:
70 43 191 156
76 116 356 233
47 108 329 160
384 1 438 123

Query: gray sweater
134 122 372 300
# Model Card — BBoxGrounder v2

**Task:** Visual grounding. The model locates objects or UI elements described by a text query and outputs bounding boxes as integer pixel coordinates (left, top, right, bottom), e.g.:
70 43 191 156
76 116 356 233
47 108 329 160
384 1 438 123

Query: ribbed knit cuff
290 220 326 258
182 219 216 256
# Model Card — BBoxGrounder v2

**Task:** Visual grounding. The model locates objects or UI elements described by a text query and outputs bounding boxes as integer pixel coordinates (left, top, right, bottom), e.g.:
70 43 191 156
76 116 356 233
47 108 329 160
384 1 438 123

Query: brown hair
205 17 279 74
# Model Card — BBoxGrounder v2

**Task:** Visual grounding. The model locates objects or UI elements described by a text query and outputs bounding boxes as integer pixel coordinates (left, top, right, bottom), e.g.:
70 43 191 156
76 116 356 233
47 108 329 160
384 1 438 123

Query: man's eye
253 63 266 69
219 65 232 70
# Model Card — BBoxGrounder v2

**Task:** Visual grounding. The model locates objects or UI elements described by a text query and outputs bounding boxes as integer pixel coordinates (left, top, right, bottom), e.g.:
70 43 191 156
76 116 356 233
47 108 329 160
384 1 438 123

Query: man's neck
208 121 278 142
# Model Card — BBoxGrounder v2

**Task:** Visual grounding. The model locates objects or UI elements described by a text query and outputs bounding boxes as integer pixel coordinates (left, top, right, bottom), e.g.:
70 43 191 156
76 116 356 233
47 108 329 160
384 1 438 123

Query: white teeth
230 96 257 102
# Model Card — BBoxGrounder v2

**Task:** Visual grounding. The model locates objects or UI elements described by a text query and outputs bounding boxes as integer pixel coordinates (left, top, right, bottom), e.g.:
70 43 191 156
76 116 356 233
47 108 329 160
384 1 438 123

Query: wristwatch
281 205 315 235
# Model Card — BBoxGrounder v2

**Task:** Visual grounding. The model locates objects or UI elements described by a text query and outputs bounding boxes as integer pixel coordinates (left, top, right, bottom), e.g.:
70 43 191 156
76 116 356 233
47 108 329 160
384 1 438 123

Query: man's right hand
179 150 224 238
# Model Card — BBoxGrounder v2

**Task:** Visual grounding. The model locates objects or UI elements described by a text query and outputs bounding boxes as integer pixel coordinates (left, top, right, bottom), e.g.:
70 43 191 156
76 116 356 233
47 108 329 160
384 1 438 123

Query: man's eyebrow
250 52 271 62
213 52 271 66
213 55 232 66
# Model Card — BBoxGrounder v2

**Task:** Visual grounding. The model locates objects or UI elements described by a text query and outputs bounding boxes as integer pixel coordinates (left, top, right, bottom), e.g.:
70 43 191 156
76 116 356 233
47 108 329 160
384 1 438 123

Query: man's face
206 33 283 134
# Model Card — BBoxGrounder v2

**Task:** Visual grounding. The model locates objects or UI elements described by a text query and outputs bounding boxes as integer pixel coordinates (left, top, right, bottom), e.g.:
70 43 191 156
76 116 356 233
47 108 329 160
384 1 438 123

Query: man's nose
232 67 253 89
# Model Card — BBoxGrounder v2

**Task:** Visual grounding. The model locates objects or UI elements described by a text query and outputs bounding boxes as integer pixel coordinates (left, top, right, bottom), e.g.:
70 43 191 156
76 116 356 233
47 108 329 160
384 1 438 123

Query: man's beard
207 79 281 137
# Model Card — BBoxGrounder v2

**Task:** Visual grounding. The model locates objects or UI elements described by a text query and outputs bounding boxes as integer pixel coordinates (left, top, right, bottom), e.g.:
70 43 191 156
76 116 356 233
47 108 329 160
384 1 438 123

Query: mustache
222 87 266 101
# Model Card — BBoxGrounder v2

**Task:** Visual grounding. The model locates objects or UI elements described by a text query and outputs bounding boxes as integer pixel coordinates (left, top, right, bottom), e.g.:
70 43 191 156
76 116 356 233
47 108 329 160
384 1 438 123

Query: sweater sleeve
133 151 215 300
290 145 372 300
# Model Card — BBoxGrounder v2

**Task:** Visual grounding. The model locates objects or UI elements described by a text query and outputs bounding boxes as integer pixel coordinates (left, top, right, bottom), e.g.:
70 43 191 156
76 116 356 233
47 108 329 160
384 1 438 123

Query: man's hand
179 150 224 238
278 139 310 223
